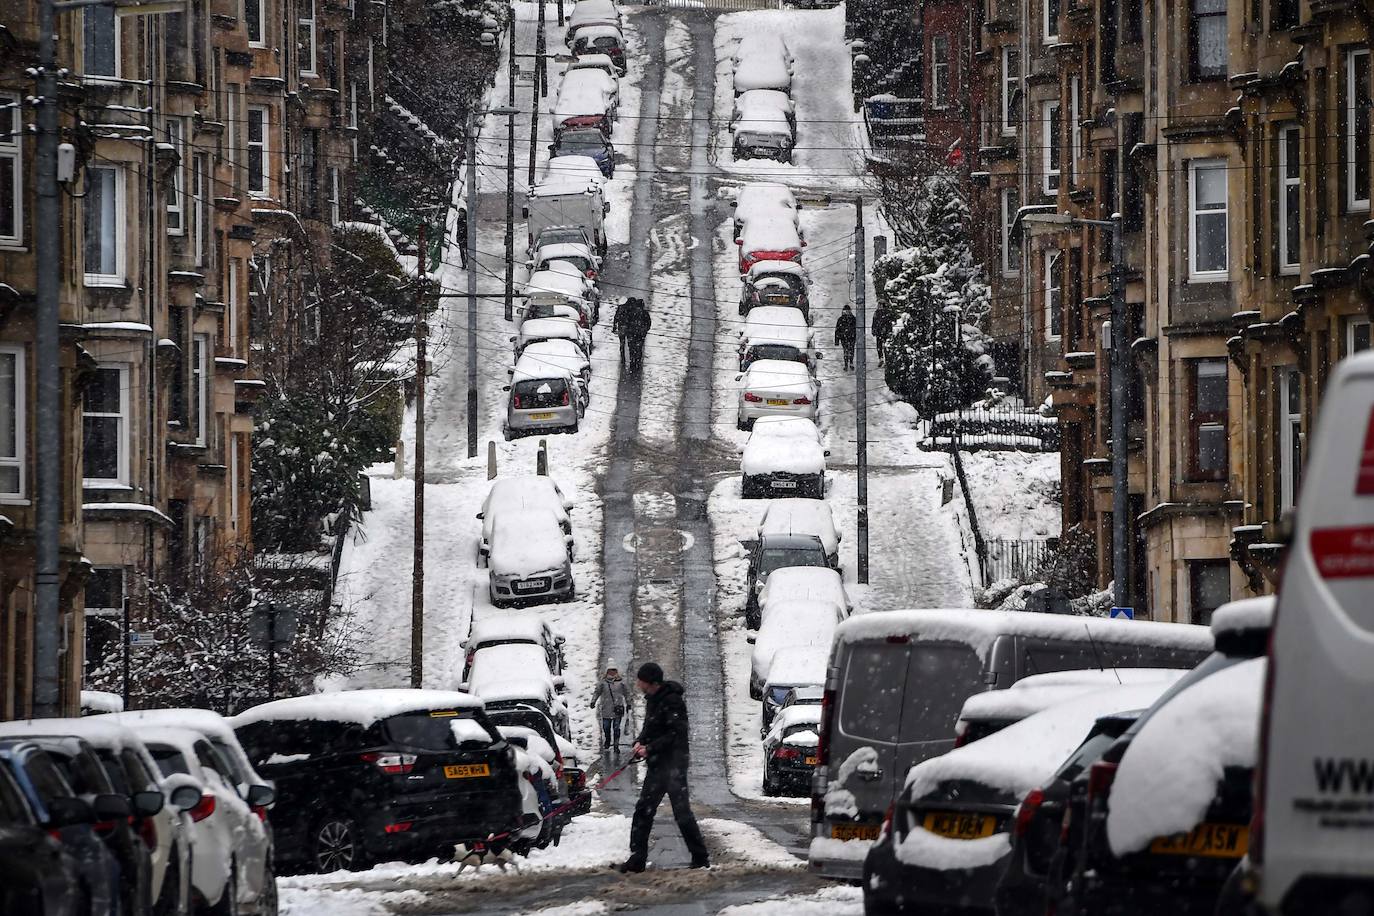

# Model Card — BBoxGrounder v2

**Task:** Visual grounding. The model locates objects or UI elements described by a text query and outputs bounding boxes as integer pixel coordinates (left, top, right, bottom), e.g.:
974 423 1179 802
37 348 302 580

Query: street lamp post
1018 210 1130 615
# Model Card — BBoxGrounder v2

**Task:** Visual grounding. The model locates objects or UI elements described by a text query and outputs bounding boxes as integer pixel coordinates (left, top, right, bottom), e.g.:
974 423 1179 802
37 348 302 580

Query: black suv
233 690 523 873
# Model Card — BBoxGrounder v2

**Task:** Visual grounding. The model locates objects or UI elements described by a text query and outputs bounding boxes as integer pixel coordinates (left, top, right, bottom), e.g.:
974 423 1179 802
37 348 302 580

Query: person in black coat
835 304 858 370
622 298 652 373
618 662 710 872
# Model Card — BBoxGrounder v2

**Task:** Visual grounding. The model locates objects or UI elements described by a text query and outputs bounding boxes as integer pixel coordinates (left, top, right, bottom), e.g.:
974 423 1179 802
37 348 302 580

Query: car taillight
793 396 811 405
953 721 969 748
1015 788 1046 838
878 803 895 840
585 269 597 279
383 822 413 834
253 807 268 823
773 747 802 761
744 392 762 402
360 752 417 775
561 389 570 406
513 394 523 409
1087 761 1118 805
816 687 835 766
138 816 158 849
189 795 216 823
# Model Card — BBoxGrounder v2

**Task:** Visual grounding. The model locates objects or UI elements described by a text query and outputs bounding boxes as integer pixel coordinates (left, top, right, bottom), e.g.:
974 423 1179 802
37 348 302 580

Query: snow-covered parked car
486 509 576 606
740 260 811 320
742 416 828 501
520 338 592 387
738 305 815 371
756 497 841 566
862 682 1176 915
551 126 616 178
760 644 828 735
505 364 584 439
513 316 591 359
477 476 574 566
522 269 595 325
748 598 843 700
139 724 272 908
736 215 804 273
569 25 626 74
462 613 567 681
762 704 823 797
552 67 617 136
567 52 618 79
731 95 794 162
233 689 523 873
732 32 793 95
737 359 819 430
733 89 796 130
565 0 621 45
733 182 798 238
755 565 851 630
495 725 567 852
531 242 601 282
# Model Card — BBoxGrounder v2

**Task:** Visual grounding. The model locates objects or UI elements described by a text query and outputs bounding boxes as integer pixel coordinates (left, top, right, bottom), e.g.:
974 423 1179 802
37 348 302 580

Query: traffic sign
128 631 160 649
1110 606 1134 620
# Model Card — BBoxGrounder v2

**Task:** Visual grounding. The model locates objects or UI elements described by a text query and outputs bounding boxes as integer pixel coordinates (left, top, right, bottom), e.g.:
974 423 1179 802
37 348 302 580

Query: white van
1255 351 1374 914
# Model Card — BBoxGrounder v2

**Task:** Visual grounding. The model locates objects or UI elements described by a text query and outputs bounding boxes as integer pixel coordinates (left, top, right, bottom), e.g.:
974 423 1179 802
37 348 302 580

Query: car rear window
903 644 985 741
236 719 354 768
748 344 802 363
513 378 569 409
767 686 792 705
838 643 911 741
761 547 827 574
1055 722 1133 783
382 711 499 750
148 746 191 777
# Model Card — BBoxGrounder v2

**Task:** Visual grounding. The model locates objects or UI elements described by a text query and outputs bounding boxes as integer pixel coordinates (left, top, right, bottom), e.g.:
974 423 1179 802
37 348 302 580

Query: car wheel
204 861 239 916
762 769 779 797
312 817 366 874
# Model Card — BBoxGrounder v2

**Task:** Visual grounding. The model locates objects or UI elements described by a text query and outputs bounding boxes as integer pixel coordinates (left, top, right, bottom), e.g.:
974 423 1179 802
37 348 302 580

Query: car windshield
382 711 499 750
526 303 570 321
514 378 569 409
540 229 586 246
1055 720 1135 783
760 547 827 574
560 134 606 154
544 256 590 273
748 344 802 364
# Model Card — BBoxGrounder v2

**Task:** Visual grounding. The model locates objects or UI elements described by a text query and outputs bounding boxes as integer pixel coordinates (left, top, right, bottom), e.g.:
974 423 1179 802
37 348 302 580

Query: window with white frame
0 93 21 246
1069 75 1082 184
1044 250 1062 339
349 80 359 160
1190 0 1227 80
226 84 239 174
227 258 241 356
83 5 119 78
193 153 207 266
1001 46 1020 136
1042 101 1061 195
329 167 341 225
930 35 950 108
1346 49 1371 212
166 119 185 235
247 106 268 197
1188 158 1229 281
1001 188 1021 277
1187 358 1229 481
1278 124 1301 274
83 165 125 285
192 335 209 445
245 0 265 47
229 432 241 533
1279 367 1302 511
298 0 317 75
0 345 24 500
82 365 129 485
1044 0 1061 42
1349 316 1372 355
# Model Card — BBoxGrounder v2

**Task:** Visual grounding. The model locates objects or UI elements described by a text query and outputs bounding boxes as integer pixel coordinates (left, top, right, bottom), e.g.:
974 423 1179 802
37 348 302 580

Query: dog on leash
453 840 520 874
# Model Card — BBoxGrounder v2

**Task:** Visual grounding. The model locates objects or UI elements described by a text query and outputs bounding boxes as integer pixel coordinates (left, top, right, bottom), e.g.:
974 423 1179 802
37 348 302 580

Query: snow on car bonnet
1106 657 1266 856
232 688 482 728
958 669 1184 722
834 608 1213 660
905 681 1174 801
1208 596 1275 638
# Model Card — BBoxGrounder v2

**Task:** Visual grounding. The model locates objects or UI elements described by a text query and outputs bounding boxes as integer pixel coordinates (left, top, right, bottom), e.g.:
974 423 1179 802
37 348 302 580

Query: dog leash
477 754 637 846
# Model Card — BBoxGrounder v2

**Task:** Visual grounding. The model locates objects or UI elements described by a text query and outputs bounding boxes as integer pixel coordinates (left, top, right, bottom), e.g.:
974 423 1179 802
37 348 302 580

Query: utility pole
855 198 870 585
121 596 131 711
466 112 480 459
411 221 427 689
505 22 517 322
1108 214 1129 615
33 0 63 718
266 604 278 701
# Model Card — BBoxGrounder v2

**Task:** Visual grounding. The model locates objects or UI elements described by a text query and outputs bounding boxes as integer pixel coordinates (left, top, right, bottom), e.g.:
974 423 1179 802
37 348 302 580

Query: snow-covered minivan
808 609 1213 881
1255 351 1374 915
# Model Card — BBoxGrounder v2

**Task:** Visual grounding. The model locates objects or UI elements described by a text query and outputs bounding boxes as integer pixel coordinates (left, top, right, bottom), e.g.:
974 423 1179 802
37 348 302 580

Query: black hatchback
233 689 523 874
0 759 87 916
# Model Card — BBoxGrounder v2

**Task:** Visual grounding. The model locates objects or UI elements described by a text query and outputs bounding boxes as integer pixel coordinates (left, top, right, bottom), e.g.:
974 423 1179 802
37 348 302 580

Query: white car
760 644 829 735
757 497 841 563
738 359 819 429
733 182 798 237
733 89 796 130
552 73 616 135
748 597 843 699
139 725 272 915
513 316 591 359
495 725 563 852
523 268 595 325
478 476 574 565
462 613 566 680
487 509 576 606
755 566 851 630
732 33 794 95
737 214 804 272
521 339 592 386
567 52 618 78
742 416 827 499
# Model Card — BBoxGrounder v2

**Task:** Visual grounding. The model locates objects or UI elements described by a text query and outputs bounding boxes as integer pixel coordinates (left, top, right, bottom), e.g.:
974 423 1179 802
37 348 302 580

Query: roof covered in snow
743 423 826 476
232 689 483 729
757 498 838 554
468 613 551 647
488 510 569 575
765 645 829 687
759 567 848 617
957 669 1183 723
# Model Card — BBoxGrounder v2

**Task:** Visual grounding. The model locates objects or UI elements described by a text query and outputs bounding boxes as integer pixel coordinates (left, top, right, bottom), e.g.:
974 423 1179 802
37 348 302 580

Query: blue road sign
1110 606 1134 620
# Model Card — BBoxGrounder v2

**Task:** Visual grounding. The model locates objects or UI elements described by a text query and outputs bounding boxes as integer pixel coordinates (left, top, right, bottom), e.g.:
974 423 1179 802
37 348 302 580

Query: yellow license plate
766 398 789 406
923 811 998 840
444 764 491 779
804 755 818 765
530 412 555 420
1149 823 1248 858
831 823 880 841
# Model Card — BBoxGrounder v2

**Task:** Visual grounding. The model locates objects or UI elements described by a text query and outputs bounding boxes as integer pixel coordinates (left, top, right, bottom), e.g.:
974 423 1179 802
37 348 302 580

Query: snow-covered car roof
1208 596 1275 638
474 679 561 709
904 680 1177 801
751 416 821 440
468 613 552 647
535 242 596 263
497 725 557 764
742 424 826 477
834 609 1213 660
739 216 803 252
742 306 808 334
764 645 829 688
741 359 817 395
534 157 605 190
759 568 848 617
522 340 591 375
0 716 140 753
562 67 617 97
736 89 794 115
525 269 591 301
571 24 623 41
735 182 797 215
957 669 1184 724
518 316 585 343
733 52 793 95
554 81 614 120
511 361 576 387
111 707 265 778
757 498 838 554
767 704 823 740
468 644 555 691
1106 657 1266 856
746 259 807 279
80 690 124 714
754 599 842 682
233 689 483 728
484 476 572 513
734 97 792 127
734 31 793 66
570 52 616 70
488 509 569 576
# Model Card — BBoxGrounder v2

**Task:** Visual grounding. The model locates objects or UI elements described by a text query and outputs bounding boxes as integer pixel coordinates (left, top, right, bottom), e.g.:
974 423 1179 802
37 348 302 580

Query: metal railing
927 404 1059 452
983 537 1058 587
652 0 784 10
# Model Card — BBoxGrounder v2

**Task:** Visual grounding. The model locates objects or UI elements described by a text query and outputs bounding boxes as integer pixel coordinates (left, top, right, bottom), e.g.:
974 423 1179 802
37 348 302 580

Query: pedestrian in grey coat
590 660 633 751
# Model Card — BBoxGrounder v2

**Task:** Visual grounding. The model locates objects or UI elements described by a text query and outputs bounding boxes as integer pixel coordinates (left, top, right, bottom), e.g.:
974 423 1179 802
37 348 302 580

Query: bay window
1187 358 1228 481
1347 49 1371 212
82 365 129 485
0 346 23 500
83 165 125 285
1188 159 1228 281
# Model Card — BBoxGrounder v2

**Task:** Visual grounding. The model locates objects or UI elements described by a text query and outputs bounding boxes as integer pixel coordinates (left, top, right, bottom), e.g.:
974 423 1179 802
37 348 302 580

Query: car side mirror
131 790 164 818
521 206 530 218
736 238 743 245
502 385 512 392
458 681 470 692
549 144 557 153
509 336 517 343
734 375 742 382
555 635 567 644
93 793 131 820
814 352 823 360
746 635 757 645
603 203 610 215
46 796 94 828
169 784 203 812
553 675 568 691
475 511 484 520
245 784 276 808
824 450 831 457
479 545 491 556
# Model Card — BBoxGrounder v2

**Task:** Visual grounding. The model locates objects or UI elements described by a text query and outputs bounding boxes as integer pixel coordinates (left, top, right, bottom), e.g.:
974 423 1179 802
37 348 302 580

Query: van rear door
892 641 986 791
1258 354 1374 911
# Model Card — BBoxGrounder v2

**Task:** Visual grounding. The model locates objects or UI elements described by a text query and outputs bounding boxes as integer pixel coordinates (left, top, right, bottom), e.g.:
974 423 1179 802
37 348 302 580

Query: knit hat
605 659 619 672
636 662 664 684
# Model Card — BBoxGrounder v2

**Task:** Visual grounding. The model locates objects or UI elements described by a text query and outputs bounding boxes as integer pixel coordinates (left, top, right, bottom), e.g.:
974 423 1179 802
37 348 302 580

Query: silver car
505 367 582 439
487 510 576 607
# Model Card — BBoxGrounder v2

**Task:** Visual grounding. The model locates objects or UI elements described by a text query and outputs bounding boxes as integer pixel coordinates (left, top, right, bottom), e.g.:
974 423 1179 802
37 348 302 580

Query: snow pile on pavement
279 887 426 916
958 450 1061 542
700 818 804 869
516 903 609 916
1106 658 1266 855
716 884 863 915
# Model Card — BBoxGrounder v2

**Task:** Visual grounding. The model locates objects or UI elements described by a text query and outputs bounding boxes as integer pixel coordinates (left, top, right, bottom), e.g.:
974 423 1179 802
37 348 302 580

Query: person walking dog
618 662 710 873
590 660 632 752
835 303 857 371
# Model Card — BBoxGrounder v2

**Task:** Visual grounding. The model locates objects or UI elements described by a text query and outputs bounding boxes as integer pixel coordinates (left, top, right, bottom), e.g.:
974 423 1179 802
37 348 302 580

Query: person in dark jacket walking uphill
835 304 857 370
618 662 710 873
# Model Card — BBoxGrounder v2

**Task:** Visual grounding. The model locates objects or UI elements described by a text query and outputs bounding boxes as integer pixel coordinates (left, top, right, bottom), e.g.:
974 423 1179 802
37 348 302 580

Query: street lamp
1017 208 1130 617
